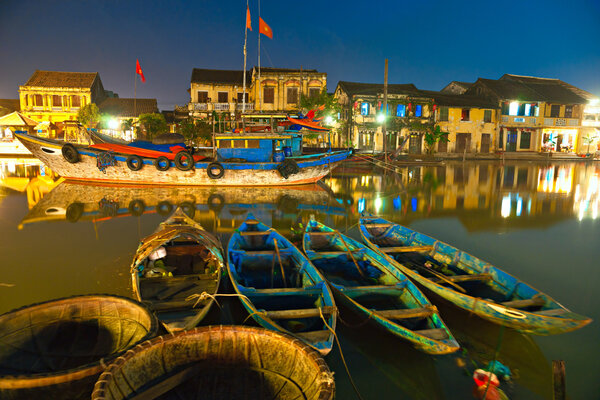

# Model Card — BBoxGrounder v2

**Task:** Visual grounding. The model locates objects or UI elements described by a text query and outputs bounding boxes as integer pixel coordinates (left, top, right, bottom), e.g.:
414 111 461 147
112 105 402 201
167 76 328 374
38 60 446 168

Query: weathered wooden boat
303 219 459 355
227 214 338 355
15 132 351 186
0 294 158 400
88 130 129 145
91 325 335 400
130 207 224 332
359 216 592 335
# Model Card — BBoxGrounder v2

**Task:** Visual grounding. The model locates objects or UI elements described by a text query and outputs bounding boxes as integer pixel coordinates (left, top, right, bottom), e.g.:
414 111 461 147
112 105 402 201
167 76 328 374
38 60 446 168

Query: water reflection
327 161 600 229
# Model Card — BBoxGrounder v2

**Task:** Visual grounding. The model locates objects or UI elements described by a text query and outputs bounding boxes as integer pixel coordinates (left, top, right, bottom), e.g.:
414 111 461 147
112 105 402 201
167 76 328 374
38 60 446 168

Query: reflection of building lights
411 197 417 212
374 197 382 213
393 196 401 210
516 197 522 217
501 195 511 218
358 198 366 213
527 199 532 214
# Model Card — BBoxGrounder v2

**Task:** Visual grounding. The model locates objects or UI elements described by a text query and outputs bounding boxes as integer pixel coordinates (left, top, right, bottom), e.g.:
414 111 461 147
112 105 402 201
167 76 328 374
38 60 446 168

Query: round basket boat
92 325 335 400
0 295 159 400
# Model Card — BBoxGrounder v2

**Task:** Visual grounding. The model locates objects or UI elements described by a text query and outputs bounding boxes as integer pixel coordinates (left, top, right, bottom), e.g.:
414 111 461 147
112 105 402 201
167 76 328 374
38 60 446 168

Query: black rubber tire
206 162 225 179
65 202 84 222
179 201 196 218
154 156 170 171
174 151 194 171
126 155 143 171
62 144 80 163
207 193 225 213
128 199 146 216
157 201 173 216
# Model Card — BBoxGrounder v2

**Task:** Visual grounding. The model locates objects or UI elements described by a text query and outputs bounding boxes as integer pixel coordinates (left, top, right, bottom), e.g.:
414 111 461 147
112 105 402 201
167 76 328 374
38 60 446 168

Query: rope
319 308 365 400
185 292 252 309
353 154 400 173
336 308 374 328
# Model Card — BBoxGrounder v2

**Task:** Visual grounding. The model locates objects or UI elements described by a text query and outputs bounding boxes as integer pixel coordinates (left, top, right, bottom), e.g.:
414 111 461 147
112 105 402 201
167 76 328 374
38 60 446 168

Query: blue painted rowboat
359 216 592 335
302 218 459 355
227 213 337 355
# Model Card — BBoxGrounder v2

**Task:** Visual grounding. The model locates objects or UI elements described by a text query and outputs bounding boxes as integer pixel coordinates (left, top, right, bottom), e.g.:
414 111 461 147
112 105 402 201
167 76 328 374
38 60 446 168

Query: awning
0 111 38 127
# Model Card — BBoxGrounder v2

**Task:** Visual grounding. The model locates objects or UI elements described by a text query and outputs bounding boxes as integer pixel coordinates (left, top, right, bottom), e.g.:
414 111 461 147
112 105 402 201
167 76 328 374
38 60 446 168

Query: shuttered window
71 96 81 107
264 87 274 104
484 109 492 123
287 87 298 104
52 95 62 107
217 92 228 103
439 107 448 121
197 91 208 103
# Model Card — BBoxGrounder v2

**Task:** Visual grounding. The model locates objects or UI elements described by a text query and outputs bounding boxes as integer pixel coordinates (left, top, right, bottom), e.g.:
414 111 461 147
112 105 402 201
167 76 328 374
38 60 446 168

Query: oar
273 238 286 288
409 261 466 294
334 231 366 279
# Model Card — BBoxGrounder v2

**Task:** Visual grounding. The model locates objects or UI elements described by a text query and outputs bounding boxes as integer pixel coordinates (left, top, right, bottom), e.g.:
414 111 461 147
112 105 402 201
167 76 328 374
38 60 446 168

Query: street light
376 113 385 123
108 118 119 130
325 116 334 126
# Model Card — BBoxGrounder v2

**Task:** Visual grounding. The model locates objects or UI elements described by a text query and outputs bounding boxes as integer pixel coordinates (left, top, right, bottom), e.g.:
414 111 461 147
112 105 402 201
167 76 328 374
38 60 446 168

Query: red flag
136 59 146 83
246 6 252 31
259 17 272 39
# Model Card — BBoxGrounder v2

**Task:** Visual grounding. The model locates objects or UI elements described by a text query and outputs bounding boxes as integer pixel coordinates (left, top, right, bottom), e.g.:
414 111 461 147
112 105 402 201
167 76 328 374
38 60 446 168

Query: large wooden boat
15 133 351 186
92 326 335 400
303 219 459 355
0 295 158 400
130 208 224 332
227 214 337 355
359 216 592 335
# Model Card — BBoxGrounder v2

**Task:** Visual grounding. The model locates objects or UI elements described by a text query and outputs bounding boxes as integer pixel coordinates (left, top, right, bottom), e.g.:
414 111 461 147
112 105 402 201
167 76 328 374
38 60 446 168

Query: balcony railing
501 116 537 125
192 102 208 111
543 118 579 127
214 103 230 111
236 103 254 111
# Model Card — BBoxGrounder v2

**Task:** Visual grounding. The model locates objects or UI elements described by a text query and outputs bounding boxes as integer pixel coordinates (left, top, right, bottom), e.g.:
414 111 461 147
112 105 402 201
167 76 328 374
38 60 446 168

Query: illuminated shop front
541 128 578 152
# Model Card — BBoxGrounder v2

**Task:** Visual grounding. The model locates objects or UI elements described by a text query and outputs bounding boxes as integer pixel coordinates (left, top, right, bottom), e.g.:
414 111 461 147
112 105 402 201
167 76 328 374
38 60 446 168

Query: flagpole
243 0 248 131
258 0 261 111
134 64 137 129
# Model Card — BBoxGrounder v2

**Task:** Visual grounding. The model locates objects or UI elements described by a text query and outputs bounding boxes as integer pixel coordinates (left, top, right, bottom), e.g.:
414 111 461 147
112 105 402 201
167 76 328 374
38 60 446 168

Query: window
233 140 245 148
309 88 320 98
396 104 406 117
415 104 422 117
564 105 573 118
361 102 370 116
287 87 299 104
52 95 62 107
34 94 43 107
218 140 232 148
263 87 274 104
498 129 504 149
439 107 448 121
237 92 249 102
217 92 228 103
483 109 492 123
550 104 560 117
519 131 531 149
197 91 208 103
71 96 80 107
461 108 470 121
501 102 509 115
509 102 519 116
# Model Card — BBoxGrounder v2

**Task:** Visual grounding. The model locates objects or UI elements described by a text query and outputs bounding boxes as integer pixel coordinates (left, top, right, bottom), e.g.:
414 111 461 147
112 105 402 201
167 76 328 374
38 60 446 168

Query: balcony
542 118 579 127
501 116 537 125
214 103 230 111
191 102 208 111
236 103 254 111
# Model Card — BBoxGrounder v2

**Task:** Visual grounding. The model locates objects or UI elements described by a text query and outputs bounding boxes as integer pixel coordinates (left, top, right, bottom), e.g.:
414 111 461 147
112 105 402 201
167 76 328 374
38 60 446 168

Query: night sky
1 0 599 110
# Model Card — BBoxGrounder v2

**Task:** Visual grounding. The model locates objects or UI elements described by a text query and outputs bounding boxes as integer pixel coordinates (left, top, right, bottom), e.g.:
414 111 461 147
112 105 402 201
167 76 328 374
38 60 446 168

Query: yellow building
188 67 327 120
19 70 158 141
423 91 499 153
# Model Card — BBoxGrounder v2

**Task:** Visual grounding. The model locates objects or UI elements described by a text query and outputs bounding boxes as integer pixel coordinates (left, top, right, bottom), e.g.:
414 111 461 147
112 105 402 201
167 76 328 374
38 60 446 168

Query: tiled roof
337 81 422 97
255 67 319 74
500 74 588 103
23 70 98 88
98 98 158 118
418 90 499 108
191 69 252 85
440 81 473 94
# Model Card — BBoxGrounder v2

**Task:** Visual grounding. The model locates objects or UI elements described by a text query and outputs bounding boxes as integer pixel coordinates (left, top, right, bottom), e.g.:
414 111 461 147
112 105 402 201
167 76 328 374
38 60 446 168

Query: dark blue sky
1 0 599 110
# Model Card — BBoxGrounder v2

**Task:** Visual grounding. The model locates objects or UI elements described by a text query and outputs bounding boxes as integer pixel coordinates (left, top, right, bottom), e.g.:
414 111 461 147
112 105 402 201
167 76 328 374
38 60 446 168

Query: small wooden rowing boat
92 325 335 400
130 208 224 333
227 214 337 355
0 295 158 400
303 218 459 355
359 216 592 335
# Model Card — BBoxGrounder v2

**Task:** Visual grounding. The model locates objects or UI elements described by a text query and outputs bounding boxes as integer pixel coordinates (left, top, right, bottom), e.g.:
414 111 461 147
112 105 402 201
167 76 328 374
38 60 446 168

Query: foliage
423 125 449 155
138 113 168 139
178 118 212 145
77 103 100 130
299 89 341 118
121 118 134 133
390 117 432 133
582 133 599 154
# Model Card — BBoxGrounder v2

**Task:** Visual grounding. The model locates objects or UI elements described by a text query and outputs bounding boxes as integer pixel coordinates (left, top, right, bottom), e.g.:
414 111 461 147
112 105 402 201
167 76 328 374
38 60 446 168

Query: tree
299 89 342 146
423 125 449 155
138 113 167 140
582 133 598 155
77 103 100 131
178 118 212 145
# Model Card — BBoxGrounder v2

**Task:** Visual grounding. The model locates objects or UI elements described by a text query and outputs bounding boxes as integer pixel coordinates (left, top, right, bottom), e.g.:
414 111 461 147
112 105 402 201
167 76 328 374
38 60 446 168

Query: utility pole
382 58 388 155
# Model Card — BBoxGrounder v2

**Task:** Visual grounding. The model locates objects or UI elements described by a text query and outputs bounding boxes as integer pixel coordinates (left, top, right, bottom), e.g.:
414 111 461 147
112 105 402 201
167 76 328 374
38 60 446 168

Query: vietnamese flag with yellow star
259 17 272 39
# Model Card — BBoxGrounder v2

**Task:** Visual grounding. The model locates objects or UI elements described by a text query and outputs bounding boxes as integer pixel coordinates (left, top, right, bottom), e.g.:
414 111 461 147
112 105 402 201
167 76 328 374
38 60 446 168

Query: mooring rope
319 307 365 400
185 292 252 309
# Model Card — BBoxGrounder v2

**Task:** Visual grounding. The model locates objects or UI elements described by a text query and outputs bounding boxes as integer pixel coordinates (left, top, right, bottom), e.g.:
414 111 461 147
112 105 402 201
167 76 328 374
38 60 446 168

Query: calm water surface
1 158 598 399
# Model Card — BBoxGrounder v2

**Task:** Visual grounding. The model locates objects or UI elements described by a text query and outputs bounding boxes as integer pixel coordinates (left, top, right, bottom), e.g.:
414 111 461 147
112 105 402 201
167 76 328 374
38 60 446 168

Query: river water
0 158 598 399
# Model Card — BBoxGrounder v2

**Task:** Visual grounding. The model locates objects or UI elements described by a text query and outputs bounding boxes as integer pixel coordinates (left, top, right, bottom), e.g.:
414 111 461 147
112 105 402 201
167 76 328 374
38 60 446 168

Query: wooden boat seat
434 273 493 284
312 250 362 256
341 285 406 296
363 223 393 228
166 245 206 256
265 306 336 320
245 220 259 225
375 306 435 320
242 249 293 255
156 281 198 300
240 231 271 236
294 330 331 342
414 328 449 340
307 231 335 236
501 297 545 309
381 246 433 253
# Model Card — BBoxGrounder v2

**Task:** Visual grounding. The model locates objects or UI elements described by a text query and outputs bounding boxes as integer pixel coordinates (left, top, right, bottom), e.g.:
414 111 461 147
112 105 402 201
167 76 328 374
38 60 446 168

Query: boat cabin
215 133 300 162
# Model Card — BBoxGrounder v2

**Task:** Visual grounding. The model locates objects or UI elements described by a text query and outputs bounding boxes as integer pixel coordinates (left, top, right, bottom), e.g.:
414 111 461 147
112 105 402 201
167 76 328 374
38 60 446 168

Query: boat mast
242 0 249 132
258 0 261 111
